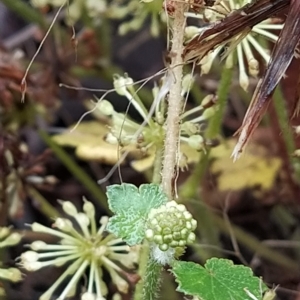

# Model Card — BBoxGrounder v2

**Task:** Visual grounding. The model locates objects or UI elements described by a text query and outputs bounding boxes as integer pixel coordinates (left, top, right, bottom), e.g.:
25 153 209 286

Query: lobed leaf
172 258 267 300
106 183 168 245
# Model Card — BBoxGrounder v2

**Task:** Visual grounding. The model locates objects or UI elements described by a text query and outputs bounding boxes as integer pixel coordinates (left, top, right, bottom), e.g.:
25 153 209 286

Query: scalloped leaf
172 258 267 300
106 183 168 245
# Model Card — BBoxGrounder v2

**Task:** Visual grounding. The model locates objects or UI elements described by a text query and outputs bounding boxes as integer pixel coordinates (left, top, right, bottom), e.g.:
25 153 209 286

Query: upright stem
206 65 233 139
133 148 163 300
1 0 47 28
161 3 188 198
141 258 162 300
135 5 188 300
269 88 300 194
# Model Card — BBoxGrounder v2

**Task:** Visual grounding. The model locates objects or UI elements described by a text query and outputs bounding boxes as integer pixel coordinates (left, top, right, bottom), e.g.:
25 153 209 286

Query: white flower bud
66 0 82 24
113 75 134 96
54 218 73 232
81 292 97 300
59 201 78 216
293 149 300 157
111 271 129 293
22 261 42 271
97 100 114 116
100 216 109 226
170 240 179 247
248 58 259 77
83 200 95 219
31 222 50 233
112 293 121 300
166 200 176 208
159 244 169 251
187 232 196 243
200 51 217 75
191 219 197 230
1 232 22 247
239 71 249 91
182 74 194 95
105 133 119 145
185 26 200 40
75 213 90 228
21 251 39 263
25 175 45 184
150 218 158 226
0 268 22 282
154 235 163 245
0 227 10 239
183 211 192 220
294 126 300 135
178 240 186 247
187 135 205 151
30 241 47 251
145 229 154 240
86 0 106 17
176 204 186 212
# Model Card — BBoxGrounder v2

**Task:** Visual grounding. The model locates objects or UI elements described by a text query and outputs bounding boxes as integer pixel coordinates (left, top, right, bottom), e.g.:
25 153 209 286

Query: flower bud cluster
145 201 197 252
184 0 284 91
31 0 107 24
19 199 139 300
180 93 218 157
0 227 22 286
96 73 218 173
97 75 165 152
109 1 162 37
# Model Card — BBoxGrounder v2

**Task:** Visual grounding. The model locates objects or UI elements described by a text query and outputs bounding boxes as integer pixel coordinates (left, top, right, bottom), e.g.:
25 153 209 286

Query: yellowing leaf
52 121 127 164
131 142 201 172
210 139 282 191
131 152 155 172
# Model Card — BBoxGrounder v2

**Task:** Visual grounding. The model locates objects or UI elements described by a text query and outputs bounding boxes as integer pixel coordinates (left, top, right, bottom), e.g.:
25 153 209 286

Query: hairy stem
142 258 162 300
133 148 163 300
161 3 188 198
133 243 150 300
137 5 188 300
152 148 163 184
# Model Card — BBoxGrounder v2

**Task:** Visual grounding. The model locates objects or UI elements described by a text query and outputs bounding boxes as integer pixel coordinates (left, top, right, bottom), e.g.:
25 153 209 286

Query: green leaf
106 183 168 245
172 258 267 300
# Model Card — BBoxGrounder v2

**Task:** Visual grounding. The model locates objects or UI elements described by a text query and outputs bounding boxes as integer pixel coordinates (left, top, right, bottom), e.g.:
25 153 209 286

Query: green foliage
106 183 168 245
172 258 267 300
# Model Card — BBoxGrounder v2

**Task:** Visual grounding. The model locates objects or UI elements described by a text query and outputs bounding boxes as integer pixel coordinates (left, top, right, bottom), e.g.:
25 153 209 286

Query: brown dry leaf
232 0 300 159
210 139 282 191
183 0 289 63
